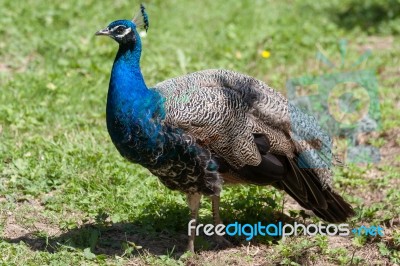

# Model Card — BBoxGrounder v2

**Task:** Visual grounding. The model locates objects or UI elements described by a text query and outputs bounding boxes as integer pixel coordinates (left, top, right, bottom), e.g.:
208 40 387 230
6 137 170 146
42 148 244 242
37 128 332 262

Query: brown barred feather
154 69 354 222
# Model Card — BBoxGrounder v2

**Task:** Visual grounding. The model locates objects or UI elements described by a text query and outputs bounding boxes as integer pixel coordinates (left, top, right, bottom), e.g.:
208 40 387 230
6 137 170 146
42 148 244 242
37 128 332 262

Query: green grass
1 0 399 265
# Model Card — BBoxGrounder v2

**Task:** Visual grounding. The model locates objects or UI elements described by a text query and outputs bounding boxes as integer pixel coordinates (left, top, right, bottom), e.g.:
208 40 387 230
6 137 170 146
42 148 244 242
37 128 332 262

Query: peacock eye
115 27 125 34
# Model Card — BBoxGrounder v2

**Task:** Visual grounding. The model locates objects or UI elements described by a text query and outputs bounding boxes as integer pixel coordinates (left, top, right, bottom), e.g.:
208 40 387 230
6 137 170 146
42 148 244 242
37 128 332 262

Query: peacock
95 5 355 252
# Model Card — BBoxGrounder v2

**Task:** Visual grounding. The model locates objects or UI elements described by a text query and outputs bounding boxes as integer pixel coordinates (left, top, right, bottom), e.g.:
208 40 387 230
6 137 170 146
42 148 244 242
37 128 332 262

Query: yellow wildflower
235 51 242 59
261 50 271 58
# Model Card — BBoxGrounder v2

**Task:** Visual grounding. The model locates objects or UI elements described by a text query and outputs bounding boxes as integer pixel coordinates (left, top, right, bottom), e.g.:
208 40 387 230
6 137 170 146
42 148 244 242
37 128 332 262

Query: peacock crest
132 4 149 32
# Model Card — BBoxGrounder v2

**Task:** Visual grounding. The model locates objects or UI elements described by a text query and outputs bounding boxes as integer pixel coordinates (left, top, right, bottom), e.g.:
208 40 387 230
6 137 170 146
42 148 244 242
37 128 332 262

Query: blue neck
106 33 165 153
109 34 146 104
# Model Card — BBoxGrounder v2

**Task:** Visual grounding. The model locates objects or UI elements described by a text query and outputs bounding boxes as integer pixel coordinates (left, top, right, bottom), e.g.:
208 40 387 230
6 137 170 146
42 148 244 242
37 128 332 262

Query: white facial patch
113 27 132 38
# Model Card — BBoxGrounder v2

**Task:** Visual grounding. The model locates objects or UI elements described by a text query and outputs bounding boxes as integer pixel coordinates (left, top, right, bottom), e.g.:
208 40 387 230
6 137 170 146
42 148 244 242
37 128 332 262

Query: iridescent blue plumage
106 22 163 148
96 18 222 196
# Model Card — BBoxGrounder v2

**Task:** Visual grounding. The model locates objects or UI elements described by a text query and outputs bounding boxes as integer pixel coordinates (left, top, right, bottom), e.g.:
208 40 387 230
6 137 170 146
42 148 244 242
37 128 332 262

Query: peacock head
95 4 149 45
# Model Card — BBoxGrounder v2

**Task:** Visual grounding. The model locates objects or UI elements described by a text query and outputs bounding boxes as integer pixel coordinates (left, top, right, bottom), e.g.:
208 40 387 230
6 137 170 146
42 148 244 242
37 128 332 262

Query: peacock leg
211 195 233 248
187 193 201 252
211 194 222 224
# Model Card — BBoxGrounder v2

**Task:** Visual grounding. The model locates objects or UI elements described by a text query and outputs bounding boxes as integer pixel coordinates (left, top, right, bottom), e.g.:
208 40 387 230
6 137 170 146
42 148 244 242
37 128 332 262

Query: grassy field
1 0 399 265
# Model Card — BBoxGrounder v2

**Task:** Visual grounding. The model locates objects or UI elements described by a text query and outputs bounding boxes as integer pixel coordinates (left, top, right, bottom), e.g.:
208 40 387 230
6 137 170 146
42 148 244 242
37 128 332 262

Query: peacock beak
95 28 110 36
